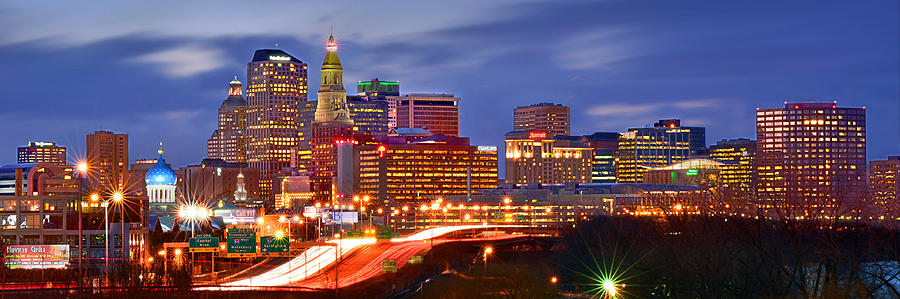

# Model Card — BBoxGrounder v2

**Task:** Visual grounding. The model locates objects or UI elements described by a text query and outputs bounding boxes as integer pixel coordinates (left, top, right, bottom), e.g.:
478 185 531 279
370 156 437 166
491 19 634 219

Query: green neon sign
686 169 699 176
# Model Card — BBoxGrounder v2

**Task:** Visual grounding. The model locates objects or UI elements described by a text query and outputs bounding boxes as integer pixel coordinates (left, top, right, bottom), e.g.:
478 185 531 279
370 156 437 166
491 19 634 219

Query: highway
198 225 526 290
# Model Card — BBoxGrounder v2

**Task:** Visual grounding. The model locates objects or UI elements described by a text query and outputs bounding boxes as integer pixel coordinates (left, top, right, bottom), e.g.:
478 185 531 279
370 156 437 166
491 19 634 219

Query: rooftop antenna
274 42 279 48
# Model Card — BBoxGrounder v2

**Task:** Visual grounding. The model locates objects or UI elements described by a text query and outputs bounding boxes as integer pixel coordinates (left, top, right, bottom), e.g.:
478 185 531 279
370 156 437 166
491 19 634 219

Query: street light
603 280 617 297
112 192 124 266
76 162 88 286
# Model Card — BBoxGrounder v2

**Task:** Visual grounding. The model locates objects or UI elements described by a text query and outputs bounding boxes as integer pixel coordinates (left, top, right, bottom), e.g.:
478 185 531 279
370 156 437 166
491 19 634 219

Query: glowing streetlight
90 193 99 202
158 250 166 256
274 230 285 239
551 276 558 284
77 162 88 174
174 249 182 256
292 215 300 222
603 280 617 297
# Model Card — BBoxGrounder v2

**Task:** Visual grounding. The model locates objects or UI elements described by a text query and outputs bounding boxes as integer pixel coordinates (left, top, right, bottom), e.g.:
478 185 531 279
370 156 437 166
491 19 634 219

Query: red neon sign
377 145 387 157
528 131 547 140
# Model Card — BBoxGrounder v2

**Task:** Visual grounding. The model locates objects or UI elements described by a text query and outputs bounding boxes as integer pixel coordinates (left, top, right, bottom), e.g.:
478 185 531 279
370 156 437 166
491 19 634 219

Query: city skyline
0 1 897 169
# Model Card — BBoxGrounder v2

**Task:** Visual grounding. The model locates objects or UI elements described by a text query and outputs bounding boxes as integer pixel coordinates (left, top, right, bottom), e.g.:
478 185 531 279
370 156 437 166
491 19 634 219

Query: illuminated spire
315 31 352 124
158 142 164 155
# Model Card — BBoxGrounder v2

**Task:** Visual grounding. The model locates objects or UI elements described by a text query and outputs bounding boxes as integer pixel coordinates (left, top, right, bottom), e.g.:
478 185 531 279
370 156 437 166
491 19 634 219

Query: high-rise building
870 156 900 216
208 77 248 163
311 34 355 203
246 49 308 200
756 102 867 216
355 135 498 206
292 101 317 175
357 78 400 129
615 120 701 183
86 130 128 189
582 132 619 183
396 93 459 136
513 103 570 136
357 78 399 97
504 130 592 185
17 142 66 166
709 138 756 199
347 95 389 136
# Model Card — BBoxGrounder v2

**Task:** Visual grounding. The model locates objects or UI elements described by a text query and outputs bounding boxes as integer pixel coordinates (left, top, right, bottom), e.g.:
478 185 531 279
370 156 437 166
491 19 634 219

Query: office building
513 103 570 136
756 102 866 216
644 158 729 186
709 138 756 199
347 95 390 136
582 132 619 183
355 134 498 206
869 156 899 216
207 77 248 163
292 101 317 175
174 158 260 205
396 93 459 136
246 48 308 200
504 130 592 185
17 142 67 166
357 79 400 129
311 33 355 203
0 163 79 197
86 130 128 189
615 120 702 183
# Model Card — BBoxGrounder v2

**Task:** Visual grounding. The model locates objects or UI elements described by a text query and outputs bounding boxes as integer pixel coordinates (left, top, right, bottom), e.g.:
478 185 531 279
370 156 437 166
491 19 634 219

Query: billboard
215 208 258 225
4 245 69 269
324 211 359 224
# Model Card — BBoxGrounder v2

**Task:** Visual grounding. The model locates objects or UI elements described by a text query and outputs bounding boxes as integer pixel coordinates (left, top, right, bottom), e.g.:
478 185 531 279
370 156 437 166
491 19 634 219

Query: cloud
133 44 226 77
553 28 644 70
587 103 662 116
163 109 203 120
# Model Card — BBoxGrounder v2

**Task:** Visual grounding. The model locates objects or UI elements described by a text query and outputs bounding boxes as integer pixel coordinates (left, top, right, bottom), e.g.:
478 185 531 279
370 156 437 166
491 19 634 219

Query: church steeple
315 32 352 124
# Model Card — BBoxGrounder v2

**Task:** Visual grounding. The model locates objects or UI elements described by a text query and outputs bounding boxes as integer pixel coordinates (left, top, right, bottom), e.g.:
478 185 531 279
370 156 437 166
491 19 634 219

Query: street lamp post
113 192 124 266
76 162 87 287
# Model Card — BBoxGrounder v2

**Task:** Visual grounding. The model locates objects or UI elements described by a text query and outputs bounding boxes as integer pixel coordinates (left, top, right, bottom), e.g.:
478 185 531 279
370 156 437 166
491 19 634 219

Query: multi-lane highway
199 225 527 290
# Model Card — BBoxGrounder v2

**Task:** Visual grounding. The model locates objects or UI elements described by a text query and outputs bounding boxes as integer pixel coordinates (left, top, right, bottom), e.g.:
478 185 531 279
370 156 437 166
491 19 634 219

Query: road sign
189 236 220 253
408 255 423 264
376 225 393 240
259 236 289 255
346 231 364 238
226 228 256 257
516 215 527 221
381 259 397 272
493 212 504 220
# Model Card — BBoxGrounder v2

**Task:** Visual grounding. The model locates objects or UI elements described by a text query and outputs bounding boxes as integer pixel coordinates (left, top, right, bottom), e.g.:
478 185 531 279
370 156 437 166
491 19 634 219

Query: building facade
395 93 459 136
207 78 248 163
582 132 619 183
513 103 570 136
756 102 867 217
869 156 899 217
709 138 756 200
355 135 498 207
86 130 128 189
504 130 592 185
0 163 79 197
615 120 701 183
246 49 308 200
17 142 67 166
347 95 390 136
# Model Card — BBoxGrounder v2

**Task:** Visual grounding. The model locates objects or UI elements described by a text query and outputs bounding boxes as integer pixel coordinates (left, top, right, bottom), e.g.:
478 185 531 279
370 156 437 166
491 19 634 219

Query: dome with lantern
145 145 177 186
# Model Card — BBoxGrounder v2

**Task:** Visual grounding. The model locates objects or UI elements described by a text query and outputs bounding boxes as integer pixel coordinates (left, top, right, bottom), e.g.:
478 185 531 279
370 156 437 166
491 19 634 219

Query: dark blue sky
1 0 897 168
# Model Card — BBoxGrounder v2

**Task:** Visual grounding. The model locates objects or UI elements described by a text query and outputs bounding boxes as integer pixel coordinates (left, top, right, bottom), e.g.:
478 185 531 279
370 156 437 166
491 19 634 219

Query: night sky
1 0 897 169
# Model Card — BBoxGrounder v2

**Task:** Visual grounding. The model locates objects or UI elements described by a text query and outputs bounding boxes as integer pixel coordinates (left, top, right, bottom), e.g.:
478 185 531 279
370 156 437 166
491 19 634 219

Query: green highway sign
381 259 397 272
189 236 219 253
260 236 289 255
346 231 364 238
408 255 423 264
686 169 699 176
493 212 504 220
516 215 527 221
226 228 256 255
376 225 393 240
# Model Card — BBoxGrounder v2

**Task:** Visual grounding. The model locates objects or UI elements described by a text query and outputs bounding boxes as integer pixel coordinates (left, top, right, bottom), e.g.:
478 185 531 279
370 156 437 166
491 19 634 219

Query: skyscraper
311 33 355 203
207 77 248 163
395 93 459 136
756 102 866 217
246 49 308 199
582 132 619 183
615 120 702 183
86 130 128 189
357 78 400 129
347 95 389 136
17 142 66 166
513 103 570 136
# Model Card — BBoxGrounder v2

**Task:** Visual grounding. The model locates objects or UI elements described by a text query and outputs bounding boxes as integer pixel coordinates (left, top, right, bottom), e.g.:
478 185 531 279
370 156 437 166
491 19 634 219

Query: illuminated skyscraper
347 95 389 136
614 120 702 183
311 33 355 203
396 93 459 136
17 142 66 166
582 132 619 183
208 77 248 163
513 103 570 136
756 102 866 216
86 130 128 189
246 49 308 199
357 78 400 128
